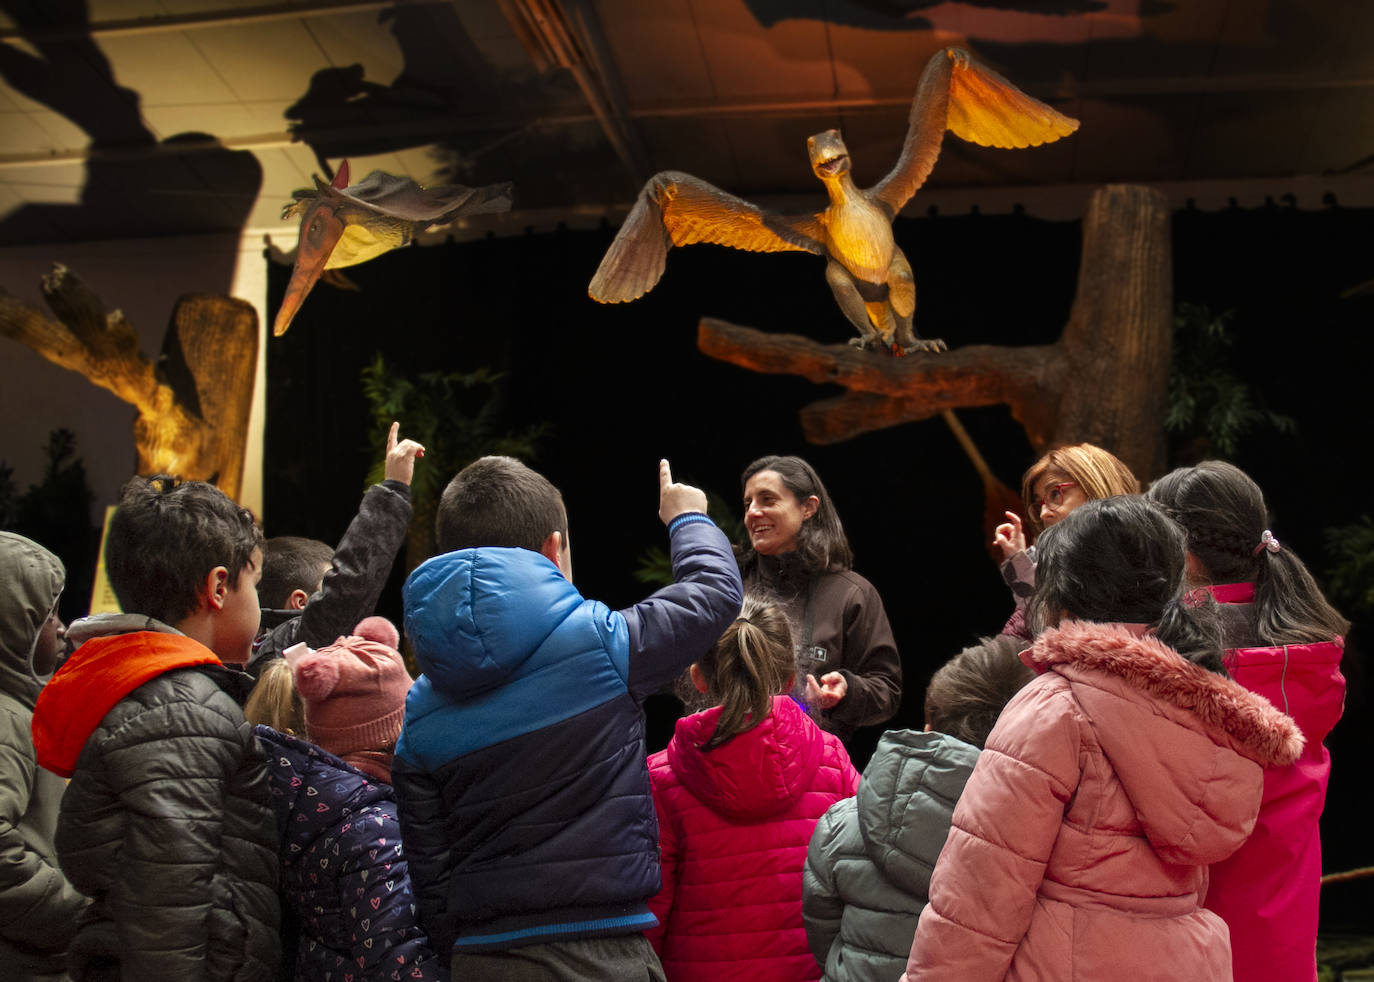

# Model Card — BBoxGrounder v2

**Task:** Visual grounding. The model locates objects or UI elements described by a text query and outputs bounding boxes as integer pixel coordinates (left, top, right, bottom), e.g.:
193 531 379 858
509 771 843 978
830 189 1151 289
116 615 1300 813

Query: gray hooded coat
803 729 978 982
0 532 86 982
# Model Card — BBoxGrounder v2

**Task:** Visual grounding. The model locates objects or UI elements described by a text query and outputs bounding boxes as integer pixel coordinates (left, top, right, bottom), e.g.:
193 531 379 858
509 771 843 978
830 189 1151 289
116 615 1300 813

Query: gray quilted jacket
0 533 86 982
803 729 978 982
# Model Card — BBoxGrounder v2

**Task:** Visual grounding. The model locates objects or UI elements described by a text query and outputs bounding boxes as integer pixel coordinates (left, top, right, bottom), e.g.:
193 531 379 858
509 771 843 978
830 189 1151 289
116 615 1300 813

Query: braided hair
1147 461 1348 645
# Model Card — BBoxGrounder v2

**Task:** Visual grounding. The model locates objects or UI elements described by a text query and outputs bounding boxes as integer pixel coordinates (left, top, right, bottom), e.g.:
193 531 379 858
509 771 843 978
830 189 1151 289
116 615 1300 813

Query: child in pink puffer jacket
905 496 1304 982
647 597 860 982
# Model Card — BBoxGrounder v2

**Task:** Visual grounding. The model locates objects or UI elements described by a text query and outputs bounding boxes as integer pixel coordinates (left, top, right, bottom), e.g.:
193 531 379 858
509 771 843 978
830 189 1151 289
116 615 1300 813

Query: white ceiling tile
97 31 239 106
187 20 330 103
305 11 405 82
142 101 257 141
0 112 53 153
24 111 93 152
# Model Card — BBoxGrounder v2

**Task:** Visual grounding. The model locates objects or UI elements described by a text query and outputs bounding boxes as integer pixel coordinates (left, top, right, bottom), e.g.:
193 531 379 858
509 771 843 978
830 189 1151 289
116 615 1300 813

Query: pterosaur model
589 47 1078 353
274 161 513 336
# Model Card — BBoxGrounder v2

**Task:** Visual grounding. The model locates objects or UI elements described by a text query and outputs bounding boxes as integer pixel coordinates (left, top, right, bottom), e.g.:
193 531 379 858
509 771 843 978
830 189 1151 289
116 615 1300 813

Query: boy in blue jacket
394 457 743 980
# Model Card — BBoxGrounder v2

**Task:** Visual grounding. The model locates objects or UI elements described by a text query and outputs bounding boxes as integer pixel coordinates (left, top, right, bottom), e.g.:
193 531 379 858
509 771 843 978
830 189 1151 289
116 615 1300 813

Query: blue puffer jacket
393 515 742 955
257 727 445 982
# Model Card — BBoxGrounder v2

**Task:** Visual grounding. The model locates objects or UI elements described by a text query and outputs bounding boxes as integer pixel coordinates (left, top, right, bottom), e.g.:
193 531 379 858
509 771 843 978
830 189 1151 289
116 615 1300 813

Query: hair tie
1252 529 1281 555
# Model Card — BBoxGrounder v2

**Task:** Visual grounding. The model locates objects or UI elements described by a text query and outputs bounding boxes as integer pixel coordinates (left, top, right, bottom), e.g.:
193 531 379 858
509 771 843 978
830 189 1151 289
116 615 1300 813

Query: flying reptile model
273 160 514 336
588 47 1078 354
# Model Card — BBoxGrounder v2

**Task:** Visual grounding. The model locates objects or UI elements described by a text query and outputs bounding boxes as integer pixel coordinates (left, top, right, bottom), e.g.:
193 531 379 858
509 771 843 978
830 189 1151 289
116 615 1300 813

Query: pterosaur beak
273 202 346 336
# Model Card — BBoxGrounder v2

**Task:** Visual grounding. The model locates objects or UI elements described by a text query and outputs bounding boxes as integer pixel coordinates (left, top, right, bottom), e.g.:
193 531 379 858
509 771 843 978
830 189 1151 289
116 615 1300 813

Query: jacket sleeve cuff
667 512 713 535
379 479 412 501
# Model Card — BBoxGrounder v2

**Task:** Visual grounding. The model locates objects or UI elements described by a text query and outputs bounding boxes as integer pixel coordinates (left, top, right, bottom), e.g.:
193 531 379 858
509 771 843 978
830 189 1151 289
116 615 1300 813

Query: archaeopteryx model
273 160 514 335
588 47 1078 354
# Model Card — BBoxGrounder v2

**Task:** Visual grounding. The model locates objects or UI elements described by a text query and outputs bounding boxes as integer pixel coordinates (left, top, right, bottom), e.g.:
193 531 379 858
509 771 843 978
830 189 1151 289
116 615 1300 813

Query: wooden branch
696 185 1174 478
699 319 1064 444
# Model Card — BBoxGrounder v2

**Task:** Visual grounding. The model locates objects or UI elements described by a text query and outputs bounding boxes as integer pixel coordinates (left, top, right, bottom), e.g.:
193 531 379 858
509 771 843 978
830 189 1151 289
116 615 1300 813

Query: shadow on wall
0 0 261 250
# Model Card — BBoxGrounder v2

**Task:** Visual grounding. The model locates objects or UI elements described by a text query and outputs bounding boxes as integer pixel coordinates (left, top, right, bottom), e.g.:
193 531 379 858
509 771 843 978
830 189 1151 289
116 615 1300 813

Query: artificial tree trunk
698 184 1173 481
0 263 258 498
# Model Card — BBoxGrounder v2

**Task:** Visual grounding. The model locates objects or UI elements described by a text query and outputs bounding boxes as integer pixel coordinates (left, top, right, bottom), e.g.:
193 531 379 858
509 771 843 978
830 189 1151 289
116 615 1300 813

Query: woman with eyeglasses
992 443 1140 639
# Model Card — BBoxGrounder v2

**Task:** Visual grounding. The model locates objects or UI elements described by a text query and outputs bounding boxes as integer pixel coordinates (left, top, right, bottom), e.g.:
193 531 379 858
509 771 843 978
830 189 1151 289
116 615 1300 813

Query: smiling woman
738 455 901 745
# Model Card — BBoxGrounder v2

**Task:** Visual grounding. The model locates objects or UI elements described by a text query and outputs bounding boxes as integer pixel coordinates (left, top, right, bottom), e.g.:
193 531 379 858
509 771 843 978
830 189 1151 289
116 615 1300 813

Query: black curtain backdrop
266 198 1373 927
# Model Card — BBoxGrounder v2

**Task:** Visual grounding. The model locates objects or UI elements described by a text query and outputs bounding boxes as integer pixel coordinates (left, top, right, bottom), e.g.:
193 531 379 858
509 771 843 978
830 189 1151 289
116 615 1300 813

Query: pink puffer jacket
904 621 1304 982
1204 582 1346 982
647 695 860 982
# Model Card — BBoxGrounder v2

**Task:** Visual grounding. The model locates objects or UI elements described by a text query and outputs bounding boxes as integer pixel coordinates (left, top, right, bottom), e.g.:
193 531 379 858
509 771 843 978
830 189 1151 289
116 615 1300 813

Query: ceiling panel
96 31 239 107
691 0 836 101
301 10 407 83
186 19 327 103
1067 95 1195 185
1293 88 1374 176
1184 92 1322 180
599 0 717 103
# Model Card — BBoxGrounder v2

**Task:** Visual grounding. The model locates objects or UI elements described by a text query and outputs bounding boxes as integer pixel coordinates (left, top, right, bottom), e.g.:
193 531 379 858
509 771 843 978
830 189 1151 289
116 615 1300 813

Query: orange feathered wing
589 171 825 304
872 47 1079 216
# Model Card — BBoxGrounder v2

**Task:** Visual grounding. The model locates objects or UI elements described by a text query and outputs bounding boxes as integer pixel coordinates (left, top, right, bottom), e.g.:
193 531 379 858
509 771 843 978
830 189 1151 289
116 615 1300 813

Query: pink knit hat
291 616 412 772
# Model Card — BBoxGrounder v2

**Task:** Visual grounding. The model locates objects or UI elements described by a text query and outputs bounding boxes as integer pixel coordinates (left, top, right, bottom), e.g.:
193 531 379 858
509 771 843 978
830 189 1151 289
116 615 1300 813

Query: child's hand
992 511 1026 561
806 671 848 709
383 421 426 486
658 459 708 525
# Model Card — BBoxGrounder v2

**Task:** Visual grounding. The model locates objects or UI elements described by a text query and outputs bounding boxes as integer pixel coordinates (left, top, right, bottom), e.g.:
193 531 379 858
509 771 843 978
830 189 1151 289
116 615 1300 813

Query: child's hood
1028 621 1304 865
855 729 980 897
0 532 65 707
666 695 825 821
403 546 588 699
32 627 221 777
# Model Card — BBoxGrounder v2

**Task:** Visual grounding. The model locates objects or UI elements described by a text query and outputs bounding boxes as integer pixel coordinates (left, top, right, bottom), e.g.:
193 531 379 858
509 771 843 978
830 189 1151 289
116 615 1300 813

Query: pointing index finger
659 458 672 489
387 421 399 455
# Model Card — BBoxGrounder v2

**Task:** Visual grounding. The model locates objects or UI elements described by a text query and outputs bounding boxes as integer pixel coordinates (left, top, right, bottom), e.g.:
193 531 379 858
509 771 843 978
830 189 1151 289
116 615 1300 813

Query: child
646 597 859 982
0 532 87 982
1148 461 1347 982
394 457 742 979
991 443 1139 638
248 421 423 677
803 634 1033 982
256 616 444 982
904 496 1304 982
30 475 280 982
243 656 304 736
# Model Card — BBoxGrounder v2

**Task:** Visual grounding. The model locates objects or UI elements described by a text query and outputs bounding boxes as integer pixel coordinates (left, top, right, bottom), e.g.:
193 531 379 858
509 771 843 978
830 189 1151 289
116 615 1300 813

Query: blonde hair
244 658 305 736
1022 443 1140 533
695 598 797 751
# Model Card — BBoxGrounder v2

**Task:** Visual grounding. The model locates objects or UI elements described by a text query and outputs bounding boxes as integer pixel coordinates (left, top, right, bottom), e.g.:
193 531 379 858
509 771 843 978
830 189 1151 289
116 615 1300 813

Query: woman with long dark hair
738 455 901 744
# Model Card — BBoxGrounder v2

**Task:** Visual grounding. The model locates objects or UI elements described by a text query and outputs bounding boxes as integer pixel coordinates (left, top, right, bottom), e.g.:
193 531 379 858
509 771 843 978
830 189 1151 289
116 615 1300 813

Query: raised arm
621 460 744 701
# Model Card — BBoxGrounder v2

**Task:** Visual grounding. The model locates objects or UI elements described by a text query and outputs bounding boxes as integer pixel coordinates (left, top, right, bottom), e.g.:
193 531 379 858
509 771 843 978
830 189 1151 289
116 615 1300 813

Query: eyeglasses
1035 482 1078 511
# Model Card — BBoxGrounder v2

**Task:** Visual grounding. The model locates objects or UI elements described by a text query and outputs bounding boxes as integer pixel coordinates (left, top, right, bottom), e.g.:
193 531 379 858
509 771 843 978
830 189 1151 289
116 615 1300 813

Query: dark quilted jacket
256 727 445 982
33 625 280 982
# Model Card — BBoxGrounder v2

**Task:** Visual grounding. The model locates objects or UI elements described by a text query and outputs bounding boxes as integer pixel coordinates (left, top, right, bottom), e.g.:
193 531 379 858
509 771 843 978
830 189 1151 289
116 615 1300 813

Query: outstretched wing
872 47 1079 216
341 170 514 225
589 171 825 304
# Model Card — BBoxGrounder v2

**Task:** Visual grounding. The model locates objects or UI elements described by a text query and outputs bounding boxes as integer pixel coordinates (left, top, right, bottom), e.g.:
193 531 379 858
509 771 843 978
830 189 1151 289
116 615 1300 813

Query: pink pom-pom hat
290 616 412 772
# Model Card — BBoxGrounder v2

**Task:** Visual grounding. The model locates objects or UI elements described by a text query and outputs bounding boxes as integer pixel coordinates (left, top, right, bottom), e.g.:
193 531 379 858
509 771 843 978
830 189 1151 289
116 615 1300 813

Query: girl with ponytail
1147 460 1347 982
905 497 1304 982
645 598 860 982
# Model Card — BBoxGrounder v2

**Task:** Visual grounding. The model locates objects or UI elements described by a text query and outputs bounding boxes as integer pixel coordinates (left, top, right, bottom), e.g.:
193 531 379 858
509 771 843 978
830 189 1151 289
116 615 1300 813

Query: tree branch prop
698 184 1173 479
0 264 257 497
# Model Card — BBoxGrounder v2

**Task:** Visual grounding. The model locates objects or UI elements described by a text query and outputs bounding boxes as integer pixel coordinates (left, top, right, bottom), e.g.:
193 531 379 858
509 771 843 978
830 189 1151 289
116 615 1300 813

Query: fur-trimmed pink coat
903 621 1304 982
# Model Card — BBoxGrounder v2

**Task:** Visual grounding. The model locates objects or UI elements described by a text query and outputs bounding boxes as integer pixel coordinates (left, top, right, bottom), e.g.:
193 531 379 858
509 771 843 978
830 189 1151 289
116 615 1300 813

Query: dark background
265 198 1373 929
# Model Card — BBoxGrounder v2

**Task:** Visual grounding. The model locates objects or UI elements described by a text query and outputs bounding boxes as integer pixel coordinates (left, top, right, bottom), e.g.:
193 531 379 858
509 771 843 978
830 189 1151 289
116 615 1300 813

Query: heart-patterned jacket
257 726 445 982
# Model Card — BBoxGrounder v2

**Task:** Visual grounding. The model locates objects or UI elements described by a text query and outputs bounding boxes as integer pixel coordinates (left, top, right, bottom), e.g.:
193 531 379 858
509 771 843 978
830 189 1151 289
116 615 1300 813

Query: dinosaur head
273 174 348 336
807 129 851 181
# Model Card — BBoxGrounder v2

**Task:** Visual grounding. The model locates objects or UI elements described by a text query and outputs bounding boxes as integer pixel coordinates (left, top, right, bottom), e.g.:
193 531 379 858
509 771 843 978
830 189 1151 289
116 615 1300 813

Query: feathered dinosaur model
273 160 513 336
589 47 1078 354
